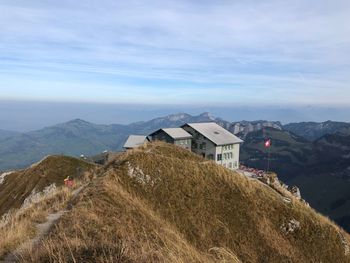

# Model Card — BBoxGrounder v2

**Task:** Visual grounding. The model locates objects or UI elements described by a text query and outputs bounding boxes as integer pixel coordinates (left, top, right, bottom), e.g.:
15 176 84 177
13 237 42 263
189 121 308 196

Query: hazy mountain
0 119 128 171
222 120 282 138
0 113 215 171
0 129 19 140
284 121 350 141
1 144 349 262
3 100 350 132
0 113 286 171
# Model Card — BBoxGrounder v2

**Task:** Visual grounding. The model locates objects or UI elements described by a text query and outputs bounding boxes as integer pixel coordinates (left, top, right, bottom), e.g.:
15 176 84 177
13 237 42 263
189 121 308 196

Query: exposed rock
281 219 300 234
0 171 13 184
338 231 350 256
283 197 292 204
127 162 153 186
288 185 301 199
21 184 57 209
0 211 12 228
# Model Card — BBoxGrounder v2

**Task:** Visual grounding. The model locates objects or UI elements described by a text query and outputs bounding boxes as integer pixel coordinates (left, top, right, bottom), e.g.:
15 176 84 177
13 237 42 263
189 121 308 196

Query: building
123 135 149 150
123 122 243 170
148 128 192 150
181 122 243 170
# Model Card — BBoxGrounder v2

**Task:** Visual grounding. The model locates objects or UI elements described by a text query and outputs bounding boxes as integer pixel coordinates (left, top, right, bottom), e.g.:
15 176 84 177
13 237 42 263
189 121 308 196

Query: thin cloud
0 0 349 105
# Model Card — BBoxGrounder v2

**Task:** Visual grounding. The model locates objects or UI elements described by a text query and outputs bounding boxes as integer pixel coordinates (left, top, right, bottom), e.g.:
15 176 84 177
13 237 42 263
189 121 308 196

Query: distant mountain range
0 112 281 171
283 121 350 141
0 112 350 231
0 112 348 172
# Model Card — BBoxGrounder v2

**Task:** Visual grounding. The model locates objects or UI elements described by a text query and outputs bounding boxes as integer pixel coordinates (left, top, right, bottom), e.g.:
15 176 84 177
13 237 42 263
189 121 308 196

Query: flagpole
264 138 271 173
267 146 270 173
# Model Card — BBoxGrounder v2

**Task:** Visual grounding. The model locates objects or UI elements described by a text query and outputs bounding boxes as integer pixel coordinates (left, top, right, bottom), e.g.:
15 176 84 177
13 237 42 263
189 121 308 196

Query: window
217 154 222 161
229 162 232 168
229 152 233 159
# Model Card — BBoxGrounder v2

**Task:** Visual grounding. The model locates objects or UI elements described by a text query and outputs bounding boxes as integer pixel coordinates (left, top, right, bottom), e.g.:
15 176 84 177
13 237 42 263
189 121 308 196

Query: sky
0 0 350 107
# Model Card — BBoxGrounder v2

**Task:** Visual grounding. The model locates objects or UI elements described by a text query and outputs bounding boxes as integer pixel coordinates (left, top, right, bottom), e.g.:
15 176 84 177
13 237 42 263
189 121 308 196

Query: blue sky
0 0 349 106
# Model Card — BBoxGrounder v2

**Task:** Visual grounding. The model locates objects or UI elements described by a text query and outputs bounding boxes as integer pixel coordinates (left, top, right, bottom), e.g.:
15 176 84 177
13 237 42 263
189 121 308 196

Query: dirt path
0 185 85 263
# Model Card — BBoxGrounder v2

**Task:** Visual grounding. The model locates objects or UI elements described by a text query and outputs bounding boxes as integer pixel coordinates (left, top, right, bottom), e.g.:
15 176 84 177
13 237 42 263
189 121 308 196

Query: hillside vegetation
3 142 348 262
241 127 350 232
0 155 96 217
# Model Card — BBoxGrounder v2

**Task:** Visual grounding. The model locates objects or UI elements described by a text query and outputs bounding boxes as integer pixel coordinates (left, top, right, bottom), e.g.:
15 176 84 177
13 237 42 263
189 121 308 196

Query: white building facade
181 122 243 170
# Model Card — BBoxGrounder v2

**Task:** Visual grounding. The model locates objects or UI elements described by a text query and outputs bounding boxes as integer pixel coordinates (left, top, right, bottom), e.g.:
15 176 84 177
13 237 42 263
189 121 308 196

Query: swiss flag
264 139 271 148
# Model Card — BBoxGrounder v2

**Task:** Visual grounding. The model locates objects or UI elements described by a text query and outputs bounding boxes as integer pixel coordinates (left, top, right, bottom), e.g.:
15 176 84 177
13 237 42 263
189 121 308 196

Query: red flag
264 139 271 148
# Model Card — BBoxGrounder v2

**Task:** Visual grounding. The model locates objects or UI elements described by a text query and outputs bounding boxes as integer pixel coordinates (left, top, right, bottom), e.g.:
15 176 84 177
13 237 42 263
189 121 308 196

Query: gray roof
183 122 243 145
155 128 192 139
123 135 148 149
163 128 192 139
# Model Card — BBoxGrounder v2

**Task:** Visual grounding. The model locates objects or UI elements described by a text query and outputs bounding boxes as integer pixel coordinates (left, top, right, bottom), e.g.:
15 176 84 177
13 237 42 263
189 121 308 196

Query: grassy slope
241 128 350 233
0 155 95 216
23 143 350 263
0 186 73 258
288 174 350 233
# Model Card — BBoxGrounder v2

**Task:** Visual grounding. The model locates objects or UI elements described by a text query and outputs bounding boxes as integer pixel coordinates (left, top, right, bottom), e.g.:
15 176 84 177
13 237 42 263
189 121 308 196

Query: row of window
223 144 234 150
217 152 234 161
179 139 190 145
223 152 233 160
223 161 238 169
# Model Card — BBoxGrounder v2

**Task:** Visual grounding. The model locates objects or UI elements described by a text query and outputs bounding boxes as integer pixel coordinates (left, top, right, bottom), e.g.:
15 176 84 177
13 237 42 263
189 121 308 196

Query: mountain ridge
284 121 350 141
1 143 349 262
0 113 285 171
1 113 350 232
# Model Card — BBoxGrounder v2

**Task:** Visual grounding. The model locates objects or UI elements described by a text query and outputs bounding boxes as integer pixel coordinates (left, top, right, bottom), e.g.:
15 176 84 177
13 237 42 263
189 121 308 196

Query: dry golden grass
0 155 96 216
3 142 350 262
0 186 73 259
22 177 215 263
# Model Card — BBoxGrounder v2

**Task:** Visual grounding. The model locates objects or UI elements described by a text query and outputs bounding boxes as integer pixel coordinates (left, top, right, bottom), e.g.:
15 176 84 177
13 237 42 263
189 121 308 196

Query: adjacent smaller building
123 135 149 150
148 128 192 150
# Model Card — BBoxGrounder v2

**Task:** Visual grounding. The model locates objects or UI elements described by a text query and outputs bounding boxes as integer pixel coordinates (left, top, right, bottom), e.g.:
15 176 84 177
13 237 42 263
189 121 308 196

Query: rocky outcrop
281 219 301 235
